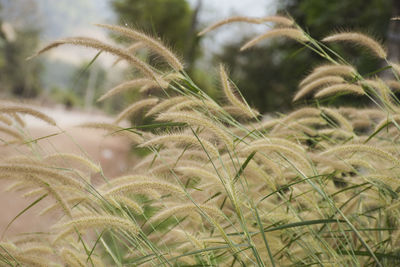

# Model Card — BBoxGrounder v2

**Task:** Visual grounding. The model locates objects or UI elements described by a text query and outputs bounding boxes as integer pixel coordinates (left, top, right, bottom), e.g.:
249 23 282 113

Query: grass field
0 15 400 266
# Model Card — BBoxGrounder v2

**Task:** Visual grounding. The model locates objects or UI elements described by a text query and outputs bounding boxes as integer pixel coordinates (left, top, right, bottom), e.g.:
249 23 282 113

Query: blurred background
0 0 399 114
0 0 399 237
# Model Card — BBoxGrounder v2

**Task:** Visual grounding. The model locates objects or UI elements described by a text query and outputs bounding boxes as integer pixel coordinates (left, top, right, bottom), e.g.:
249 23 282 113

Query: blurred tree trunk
387 1 400 62
184 0 202 72
84 66 99 111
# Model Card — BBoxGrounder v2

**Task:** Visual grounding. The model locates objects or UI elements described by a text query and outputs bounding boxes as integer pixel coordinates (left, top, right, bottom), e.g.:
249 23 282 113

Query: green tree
216 0 394 113
111 0 202 72
0 0 42 97
0 27 42 97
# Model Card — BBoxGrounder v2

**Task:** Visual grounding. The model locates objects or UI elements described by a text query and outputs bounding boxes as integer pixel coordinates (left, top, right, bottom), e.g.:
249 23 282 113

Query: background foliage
217 0 396 112
0 3 42 98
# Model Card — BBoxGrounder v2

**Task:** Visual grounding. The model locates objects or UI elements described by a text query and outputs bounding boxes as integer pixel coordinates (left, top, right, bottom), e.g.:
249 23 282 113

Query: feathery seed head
322 31 387 59
156 111 234 150
44 153 100 173
103 179 186 198
0 105 56 126
98 78 167 102
219 64 259 118
53 215 139 243
240 28 308 51
293 76 344 101
198 15 294 36
140 133 220 158
314 83 364 98
299 64 356 87
32 36 159 81
96 24 184 71
115 98 159 124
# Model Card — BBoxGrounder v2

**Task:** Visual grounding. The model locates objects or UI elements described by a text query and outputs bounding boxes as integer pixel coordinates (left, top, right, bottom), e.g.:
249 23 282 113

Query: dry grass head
322 31 387 59
241 28 308 51
95 24 184 71
3 14 400 267
30 36 160 81
198 15 294 36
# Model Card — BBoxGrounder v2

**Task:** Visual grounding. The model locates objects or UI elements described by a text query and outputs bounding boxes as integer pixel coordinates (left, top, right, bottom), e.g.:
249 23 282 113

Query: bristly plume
95 24 184 71
299 64 356 87
115 98 159 124
219 64 259 118
0 105 56 126
98 78 168 102
156 111 234 150
140 133 220 158
293 76 344 101
314 83 364 98
30 37 159 81
198 15 294 36
240 28 308 51
321 144 400 166
112 41 145 66
53 215 140 243
44 153 101 173
322 31 387 59
146 96 188 117
103 179 186 197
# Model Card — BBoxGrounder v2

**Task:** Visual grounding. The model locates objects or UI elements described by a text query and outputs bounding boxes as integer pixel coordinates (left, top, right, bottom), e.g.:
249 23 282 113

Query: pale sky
41 0 277 65
1 0 277 65
191 0 276 20
192 0 277 54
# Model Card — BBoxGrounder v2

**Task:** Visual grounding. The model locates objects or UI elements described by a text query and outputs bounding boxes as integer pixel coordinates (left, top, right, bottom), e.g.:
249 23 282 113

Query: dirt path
0 106 135 238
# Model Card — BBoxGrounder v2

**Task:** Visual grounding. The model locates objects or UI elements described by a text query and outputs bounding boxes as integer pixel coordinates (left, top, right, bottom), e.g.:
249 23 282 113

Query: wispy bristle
112 41 145 66
293 76 344 101
321 144 400 166
98 78 167 102
106 195 144 214
321 107 353 132
299 64 356 87
44 153 100 173
240 28 307 51
103 180 185 197
322 31 387 59
148 203 224 224
157 111 233 150
54 216 140 243
314 83 364 98
145 96 188 117
96 24 184 71
31 37 159 81
219 64 259 118
140 133 220 158
0 105 56 126
198 15 293 36
115 98 159 124
0 164 84 189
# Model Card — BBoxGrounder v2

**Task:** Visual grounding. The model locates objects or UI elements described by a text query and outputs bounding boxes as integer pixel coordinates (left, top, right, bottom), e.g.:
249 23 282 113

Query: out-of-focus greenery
71 63 107 101
50 86 83 109
216 0 394 113
0 25 42 98
111 0 219 106
111 0 201 72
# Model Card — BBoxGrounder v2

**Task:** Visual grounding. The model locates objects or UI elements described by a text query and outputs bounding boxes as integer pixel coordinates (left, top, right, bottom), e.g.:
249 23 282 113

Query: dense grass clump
1 15 400 266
